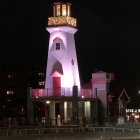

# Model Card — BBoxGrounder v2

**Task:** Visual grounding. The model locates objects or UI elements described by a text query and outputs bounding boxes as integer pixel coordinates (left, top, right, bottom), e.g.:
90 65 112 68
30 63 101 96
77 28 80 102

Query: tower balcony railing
48 16 77 27
80 89 94 98
30 88 94 99
31 88 72 98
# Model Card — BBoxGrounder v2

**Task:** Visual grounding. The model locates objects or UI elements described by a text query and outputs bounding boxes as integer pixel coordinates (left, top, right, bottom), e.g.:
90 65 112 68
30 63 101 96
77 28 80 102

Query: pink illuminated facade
92 71 114 117
45 21 80 96
45 26 80 96
28 1 115 126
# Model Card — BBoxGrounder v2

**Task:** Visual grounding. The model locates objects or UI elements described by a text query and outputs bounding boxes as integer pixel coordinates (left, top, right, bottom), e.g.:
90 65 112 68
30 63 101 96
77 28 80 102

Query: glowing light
62 5 66 16
56 5 60 16
35 96 39 98
64 101 67 121
46 101 50 104
48 16 76 27
126 109 140 113
67 5 70 16
38 81 45 86
21 108 24 111
7 90 14 95
81 96 84 99
61 71 73 88
135 114 139 119
85 101 91 117
64 101 67 108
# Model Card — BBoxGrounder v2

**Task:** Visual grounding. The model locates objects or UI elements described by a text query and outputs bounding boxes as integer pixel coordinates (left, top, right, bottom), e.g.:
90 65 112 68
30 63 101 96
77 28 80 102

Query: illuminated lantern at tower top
48 2 77 27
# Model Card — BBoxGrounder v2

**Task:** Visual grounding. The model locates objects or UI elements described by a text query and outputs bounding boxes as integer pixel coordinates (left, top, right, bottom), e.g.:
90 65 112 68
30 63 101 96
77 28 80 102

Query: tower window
8 74 13 79
56 5 60 16
7 90 14 95
67 5 71 16
38 81 45 86
62 4 66 16
56 43 60 50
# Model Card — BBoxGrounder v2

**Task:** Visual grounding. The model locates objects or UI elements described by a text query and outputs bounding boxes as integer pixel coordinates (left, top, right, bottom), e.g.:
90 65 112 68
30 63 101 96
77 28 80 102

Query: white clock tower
45 1 80 96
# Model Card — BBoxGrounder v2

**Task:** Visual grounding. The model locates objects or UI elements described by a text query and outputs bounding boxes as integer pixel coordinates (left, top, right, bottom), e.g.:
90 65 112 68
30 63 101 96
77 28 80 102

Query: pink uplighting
31 88 93 98
92 78 106 84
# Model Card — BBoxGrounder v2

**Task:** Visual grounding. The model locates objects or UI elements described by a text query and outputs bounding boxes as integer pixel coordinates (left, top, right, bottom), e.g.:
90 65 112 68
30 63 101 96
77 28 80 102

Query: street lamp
46 101 50 104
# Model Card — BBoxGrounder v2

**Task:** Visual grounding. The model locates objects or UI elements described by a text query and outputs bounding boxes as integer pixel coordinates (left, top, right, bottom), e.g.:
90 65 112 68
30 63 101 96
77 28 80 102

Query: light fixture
46 101 50 104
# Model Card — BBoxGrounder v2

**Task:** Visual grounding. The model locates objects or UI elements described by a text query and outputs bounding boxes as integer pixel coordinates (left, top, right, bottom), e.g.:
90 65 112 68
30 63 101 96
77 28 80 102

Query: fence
88 126 140 133
0 125 82 136
1 125 140 137
31 88 93 98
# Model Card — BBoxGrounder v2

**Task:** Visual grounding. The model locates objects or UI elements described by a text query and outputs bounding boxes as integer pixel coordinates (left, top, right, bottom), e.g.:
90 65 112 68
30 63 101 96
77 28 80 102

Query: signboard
126 109 140 113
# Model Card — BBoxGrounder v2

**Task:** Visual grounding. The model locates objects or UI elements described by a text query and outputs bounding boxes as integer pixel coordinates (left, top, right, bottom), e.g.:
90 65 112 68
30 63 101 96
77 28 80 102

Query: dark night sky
1 0 140 96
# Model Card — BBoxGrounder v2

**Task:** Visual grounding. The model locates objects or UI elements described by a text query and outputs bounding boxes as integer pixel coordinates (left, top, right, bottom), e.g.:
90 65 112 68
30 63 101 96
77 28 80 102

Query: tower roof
118 88 130 103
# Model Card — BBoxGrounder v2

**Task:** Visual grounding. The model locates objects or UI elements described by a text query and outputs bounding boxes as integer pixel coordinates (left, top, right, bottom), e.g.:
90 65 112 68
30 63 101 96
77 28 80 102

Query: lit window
38 81 45 86
62 5 66 16
8 74 13 79
38 72 44 77
7 99 12 102
56 43 60 50
56 5 60 16
7 90 14 95
67 5 71 16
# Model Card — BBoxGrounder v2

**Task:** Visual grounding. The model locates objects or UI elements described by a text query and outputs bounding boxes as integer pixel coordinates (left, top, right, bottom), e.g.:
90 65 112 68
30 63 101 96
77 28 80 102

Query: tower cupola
53 2 71 17
48 1 76 27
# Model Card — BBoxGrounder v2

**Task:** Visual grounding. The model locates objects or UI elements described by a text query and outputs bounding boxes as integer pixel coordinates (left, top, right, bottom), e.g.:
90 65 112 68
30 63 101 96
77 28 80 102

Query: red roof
50 70 63 76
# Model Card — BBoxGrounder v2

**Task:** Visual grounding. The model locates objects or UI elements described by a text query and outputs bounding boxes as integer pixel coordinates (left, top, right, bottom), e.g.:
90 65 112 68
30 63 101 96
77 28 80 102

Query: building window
56 43 60 50
8 74 13 79
38 72 44 77
56 5 60 16
67 5 71 16
38 81 45 86
62 4 66 16
7 90 14 95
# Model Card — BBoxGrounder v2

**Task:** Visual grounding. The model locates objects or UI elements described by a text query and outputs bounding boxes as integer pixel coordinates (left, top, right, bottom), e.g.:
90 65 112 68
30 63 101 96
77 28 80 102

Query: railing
1 126 140 137
31 88 94 99
0 125 81 136
88 126 140 133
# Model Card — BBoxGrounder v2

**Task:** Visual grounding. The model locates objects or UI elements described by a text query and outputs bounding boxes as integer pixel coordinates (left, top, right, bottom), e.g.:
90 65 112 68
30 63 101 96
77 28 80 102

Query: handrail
88 126 140 133
31 88 94 98
0 125 81 137
0 126 140 137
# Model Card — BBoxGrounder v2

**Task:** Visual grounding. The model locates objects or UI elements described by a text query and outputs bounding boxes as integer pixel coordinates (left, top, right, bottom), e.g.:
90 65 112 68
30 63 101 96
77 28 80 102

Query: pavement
1 132 140 140
1 123 140 140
